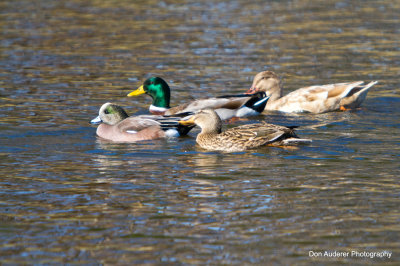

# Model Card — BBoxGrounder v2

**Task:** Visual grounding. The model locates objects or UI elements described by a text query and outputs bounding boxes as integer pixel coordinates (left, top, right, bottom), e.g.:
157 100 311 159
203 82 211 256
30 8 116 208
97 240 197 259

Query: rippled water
1 0 400 264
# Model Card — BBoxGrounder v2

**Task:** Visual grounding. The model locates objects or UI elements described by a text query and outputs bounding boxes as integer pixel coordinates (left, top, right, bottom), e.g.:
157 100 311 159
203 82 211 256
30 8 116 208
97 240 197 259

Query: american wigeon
90 103 194 142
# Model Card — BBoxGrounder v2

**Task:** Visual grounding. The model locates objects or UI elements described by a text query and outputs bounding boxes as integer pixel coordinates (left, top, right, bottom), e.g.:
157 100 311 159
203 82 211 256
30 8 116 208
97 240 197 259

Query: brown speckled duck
179 109 311 152
247 71 378 113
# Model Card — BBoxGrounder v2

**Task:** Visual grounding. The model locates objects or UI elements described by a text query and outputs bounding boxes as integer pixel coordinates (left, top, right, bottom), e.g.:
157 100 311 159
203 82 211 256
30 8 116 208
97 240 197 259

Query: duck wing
117 116 161 133
166 94 253 115
277 81 366 113
219 122 293 147
286 81 363 101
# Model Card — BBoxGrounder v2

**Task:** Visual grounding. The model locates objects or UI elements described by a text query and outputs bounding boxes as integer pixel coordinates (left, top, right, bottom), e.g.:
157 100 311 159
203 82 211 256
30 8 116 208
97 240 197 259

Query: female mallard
179 109 311 152
90 103 193 142
126 77 269 120
246 71 378 113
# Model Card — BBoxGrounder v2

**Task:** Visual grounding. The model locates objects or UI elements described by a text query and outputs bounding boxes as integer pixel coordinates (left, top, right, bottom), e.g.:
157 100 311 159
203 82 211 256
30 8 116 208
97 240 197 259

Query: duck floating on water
246 71 378 113
127 77 269 120
90 102 194 142
179 109 311 152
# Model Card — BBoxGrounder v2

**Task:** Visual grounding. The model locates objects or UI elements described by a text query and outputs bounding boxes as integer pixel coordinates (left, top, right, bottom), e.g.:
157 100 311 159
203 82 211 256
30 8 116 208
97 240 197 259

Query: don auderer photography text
309 250 392 259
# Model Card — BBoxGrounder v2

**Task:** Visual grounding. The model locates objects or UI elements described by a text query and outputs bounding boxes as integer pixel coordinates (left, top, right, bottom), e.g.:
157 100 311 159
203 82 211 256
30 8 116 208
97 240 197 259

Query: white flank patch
126 130 138 134
165 129 180 138
236 107 258 117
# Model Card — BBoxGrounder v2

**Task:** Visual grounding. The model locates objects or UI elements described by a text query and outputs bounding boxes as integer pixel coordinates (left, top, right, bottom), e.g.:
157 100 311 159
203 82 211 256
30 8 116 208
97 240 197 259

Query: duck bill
245 86 258 94
127 85 146 97
90 116 102 124
178 117 196 126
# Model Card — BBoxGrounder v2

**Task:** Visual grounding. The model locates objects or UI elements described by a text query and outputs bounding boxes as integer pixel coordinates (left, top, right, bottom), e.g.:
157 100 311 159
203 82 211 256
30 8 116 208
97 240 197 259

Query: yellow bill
127 85 146 97
178 116 196 126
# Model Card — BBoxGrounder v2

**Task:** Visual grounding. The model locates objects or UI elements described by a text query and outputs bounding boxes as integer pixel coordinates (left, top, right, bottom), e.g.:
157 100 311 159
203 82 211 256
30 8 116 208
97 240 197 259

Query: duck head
246 71 282 100
91 102 129 125
127 77 171 110
179 109 222 134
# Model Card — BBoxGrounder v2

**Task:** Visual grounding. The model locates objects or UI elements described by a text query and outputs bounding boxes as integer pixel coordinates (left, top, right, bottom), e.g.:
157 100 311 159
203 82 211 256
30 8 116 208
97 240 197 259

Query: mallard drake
179 109 311 152
127 77 269 120
246 71 378 113
90 102 194 142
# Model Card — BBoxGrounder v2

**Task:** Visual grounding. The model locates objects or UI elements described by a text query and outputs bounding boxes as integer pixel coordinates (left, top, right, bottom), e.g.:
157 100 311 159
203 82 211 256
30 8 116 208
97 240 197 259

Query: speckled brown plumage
196 122 299 152
179 109 311 152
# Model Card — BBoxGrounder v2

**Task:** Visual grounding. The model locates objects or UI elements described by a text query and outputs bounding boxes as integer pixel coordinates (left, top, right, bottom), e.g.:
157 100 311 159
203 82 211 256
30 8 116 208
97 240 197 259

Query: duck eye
104 106 114 114
150 81 154 85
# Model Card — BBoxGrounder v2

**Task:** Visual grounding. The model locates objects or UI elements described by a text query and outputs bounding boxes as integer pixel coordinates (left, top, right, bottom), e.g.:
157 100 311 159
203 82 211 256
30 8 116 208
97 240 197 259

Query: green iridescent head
127 77 171 108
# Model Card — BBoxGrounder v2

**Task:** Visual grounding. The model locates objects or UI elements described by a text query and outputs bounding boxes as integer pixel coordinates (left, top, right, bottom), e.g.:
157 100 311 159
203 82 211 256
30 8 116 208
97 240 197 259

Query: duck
126 76 269 120
246 71 378 113
90 102 194 142
178 109 311 152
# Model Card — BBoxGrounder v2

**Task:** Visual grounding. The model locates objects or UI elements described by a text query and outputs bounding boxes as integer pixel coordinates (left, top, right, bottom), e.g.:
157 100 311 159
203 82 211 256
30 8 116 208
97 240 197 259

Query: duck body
95 120 165 142
91 103 193 142
127 77 269 120
168 92 269 120
196 123 303 152
247 71 378 113
179 109 311 152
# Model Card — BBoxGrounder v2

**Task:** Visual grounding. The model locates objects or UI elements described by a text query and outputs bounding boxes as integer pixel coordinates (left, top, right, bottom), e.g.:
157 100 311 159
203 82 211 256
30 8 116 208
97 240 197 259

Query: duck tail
153 112 196 136
287 125 299 130
243 92 270 113
282 138 312 145
158 118 195 136
346 81 378 98
341 81 378 109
